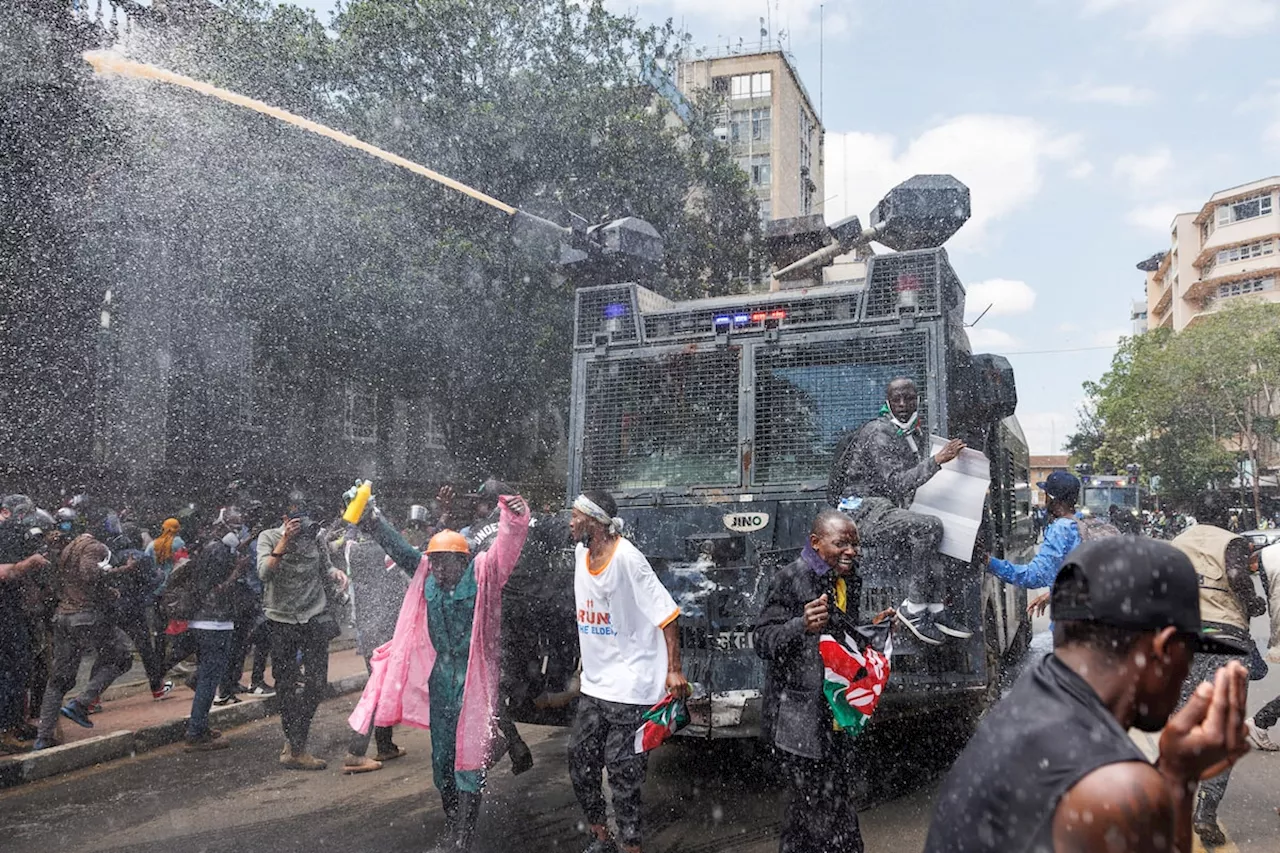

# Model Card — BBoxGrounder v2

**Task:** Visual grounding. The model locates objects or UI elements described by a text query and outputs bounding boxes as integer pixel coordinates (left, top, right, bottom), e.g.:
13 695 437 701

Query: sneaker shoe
232 682 250 694
32 738 57 751
0 732 28 754
933 609 974 640
509 739 534 775
60 701 94 729
212 691 242 707
248 682 276 697
374 745 407 762
184 732 230 752
1194 820 1226 847
13 722 37 741
1247 717 1280 751
895 607 945 646
153 681 174 701
342 755 383 774
280 750 327 771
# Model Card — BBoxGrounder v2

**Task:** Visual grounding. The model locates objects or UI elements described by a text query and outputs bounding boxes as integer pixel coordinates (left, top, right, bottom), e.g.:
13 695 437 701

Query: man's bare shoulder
1053 760 1175 853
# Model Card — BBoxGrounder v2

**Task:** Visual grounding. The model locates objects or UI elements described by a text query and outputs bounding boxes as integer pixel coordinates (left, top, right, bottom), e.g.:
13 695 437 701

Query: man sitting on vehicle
827 377 967 645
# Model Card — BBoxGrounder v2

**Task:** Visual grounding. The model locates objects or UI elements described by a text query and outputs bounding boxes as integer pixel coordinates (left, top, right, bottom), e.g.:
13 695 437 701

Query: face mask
59 522 73 533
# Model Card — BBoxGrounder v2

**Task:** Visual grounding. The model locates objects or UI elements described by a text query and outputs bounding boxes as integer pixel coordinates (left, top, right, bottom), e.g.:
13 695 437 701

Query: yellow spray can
343 480 373 524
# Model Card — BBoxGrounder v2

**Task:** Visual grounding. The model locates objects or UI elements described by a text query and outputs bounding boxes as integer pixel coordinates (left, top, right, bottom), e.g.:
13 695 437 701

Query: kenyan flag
633 693 691 754
819 624 893 736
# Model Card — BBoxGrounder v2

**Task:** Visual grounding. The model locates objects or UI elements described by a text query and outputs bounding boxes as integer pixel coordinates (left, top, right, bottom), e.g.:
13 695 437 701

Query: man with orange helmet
349 488 530 852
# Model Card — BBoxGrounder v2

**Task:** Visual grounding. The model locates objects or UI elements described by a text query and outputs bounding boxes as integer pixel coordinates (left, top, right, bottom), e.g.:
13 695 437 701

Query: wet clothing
54 535 111 616
827 415 950 604
0 523 34 730
256 526 328 625
350 498 529 780
1173 526 1255 634
755 547 866 853
989 516 1080 589
1178 651 1247 826
272 620 330 752
827 415 940 508
568 694 651 848
574 538 680 707
923 654 1148 853
343 535 407 659
36 616 133 742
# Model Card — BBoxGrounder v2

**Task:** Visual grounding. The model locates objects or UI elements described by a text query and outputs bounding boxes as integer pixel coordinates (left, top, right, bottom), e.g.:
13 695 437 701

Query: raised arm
366 514 425 578
989 519 1077 589
474 495 530 587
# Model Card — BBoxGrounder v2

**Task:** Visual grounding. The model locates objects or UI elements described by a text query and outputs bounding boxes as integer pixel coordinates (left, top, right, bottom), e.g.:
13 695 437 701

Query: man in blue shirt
988 471 1082 590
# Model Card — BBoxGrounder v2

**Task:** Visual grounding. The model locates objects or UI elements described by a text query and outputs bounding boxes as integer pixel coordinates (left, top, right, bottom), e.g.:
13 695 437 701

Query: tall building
677 48 824 224
1144 177 1280 331
1129 299 1148 335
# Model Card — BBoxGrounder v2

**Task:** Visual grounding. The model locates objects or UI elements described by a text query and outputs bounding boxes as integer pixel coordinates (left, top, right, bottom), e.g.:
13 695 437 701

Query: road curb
0 672 368 789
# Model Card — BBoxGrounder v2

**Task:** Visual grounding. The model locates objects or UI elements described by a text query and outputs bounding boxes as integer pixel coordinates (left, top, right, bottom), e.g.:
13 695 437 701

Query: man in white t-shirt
569 490 689 853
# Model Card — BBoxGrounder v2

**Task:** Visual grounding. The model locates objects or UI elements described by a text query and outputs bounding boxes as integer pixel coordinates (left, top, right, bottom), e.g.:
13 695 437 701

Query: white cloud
1082 0 1278 45
1112 148 1175 189
1068 161 1096 179
966 327 1020 351
1125 201 1195 232
1064 83 1156 106
965 278 1037 320
824 115 1084 252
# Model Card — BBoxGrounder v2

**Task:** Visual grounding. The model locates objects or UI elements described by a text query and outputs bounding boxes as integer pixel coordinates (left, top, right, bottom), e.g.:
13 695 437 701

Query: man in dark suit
754 509 867 853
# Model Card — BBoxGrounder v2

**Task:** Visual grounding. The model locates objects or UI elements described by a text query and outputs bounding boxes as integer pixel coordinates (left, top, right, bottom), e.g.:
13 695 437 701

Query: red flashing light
750 309 787 323
769 309 786 320
750 312 767 322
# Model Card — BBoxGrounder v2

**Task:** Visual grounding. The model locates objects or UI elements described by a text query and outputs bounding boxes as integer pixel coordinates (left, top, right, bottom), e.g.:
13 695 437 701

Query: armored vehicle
562 176 1036 737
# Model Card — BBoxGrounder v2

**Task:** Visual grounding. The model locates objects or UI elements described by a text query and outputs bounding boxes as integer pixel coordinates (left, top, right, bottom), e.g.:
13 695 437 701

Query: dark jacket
827 416 939 507
190 538 238 624
754 552 862 759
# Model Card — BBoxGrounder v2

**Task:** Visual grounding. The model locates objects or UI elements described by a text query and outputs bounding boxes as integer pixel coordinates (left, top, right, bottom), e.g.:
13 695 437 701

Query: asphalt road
4 621 1280 853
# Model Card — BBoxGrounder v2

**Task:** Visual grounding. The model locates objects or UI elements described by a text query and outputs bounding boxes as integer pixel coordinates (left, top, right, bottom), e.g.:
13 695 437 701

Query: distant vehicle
543 176 1035 738
1242 528 1280 552
1080 474 1145 518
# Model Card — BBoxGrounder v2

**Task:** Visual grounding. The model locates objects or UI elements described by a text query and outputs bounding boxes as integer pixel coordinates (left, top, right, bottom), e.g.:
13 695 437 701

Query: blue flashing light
603 302 629 319
733 313 751 324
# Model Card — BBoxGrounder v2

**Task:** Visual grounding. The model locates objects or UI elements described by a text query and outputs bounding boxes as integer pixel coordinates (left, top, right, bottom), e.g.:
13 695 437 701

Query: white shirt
575 537 680 706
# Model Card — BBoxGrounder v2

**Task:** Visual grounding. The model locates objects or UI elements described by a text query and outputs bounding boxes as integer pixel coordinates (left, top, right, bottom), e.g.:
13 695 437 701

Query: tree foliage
1067 300 1280 510
83 0 761 488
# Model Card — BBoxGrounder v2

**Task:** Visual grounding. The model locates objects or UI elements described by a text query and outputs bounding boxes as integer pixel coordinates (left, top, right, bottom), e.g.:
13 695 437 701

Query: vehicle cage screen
581 349 740 490
753 333 930 485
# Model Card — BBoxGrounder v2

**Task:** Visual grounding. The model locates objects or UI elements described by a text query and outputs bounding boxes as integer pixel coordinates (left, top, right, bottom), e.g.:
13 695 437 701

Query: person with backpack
987 471 1118 594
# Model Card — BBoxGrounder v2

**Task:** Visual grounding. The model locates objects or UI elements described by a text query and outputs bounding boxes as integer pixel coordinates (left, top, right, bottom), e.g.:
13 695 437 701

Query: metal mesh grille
752 333 930 485
863 251 941 319
575 286 639 347
582 350 741 490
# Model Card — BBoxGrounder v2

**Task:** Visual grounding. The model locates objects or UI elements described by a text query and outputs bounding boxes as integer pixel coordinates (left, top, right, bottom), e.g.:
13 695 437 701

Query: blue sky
299 0 1280 454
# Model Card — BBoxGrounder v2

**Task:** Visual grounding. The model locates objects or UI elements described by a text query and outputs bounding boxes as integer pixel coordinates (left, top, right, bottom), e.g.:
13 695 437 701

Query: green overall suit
373 519 484 803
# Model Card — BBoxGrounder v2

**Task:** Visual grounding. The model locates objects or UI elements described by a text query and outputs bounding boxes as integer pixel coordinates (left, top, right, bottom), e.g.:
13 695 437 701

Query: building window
423 410 446 450
1215 239 1274 266
752 107 771 141
1217 276 1275 299
343 382 378 443
730 72 771 100
758 198 772 222
1215 193 1274 227
747 153 771 187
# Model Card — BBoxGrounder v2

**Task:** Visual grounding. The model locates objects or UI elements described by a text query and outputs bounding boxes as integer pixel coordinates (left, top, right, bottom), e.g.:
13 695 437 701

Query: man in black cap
924 536 1251 853
988 471 1086 591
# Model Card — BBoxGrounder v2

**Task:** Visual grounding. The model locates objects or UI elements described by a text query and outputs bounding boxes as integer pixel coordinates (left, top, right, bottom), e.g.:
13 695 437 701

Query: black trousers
116 610 167 693
846 497 947 604
270 620 329 752
779 734 865 853
569 694 649 848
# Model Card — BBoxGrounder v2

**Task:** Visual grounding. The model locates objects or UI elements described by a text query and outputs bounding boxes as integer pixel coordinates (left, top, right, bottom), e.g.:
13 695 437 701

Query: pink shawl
348 496 529 771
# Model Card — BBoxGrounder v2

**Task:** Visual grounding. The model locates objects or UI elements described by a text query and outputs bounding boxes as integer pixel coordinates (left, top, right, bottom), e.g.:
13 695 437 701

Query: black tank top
923 654 1148 853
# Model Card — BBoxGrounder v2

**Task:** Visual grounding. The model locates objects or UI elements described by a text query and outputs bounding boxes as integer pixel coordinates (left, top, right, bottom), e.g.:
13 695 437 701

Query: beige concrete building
1144 177 1280 330
677 49 824 223
1030 455 1070 508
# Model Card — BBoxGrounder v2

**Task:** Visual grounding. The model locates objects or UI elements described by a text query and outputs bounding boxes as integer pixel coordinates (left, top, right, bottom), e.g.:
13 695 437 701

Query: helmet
426 530 470 555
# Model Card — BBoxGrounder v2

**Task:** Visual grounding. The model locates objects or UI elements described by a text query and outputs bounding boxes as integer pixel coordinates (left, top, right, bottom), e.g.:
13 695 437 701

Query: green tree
88 0 761 489
1068 300 1280 511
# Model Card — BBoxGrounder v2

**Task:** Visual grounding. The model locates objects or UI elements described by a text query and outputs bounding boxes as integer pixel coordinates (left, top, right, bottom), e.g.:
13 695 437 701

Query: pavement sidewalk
0 645 370 789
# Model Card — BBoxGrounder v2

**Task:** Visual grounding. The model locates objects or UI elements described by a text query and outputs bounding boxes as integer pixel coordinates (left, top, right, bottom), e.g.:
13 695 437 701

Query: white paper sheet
907 436 991 561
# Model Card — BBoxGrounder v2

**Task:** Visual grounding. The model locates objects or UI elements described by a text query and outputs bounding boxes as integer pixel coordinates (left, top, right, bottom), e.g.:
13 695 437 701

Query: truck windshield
1084 487 1139 513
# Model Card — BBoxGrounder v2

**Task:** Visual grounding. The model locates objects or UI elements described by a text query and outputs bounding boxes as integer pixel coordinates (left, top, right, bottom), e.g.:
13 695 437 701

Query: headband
573 495 625 535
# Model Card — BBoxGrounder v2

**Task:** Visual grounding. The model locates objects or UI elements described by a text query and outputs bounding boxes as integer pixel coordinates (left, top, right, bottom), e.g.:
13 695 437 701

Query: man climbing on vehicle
827 376 967 645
